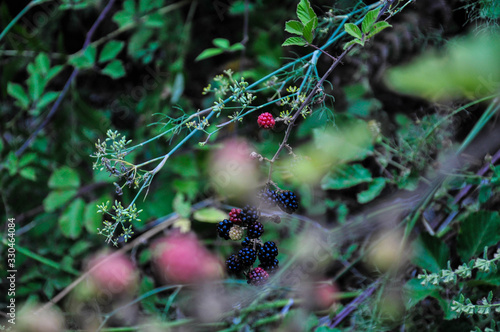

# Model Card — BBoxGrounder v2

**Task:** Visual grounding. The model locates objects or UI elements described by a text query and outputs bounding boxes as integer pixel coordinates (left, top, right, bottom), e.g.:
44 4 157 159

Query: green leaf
46 65 64 82
19 153 37 167
302 18 317 44
99 40 125 63
173 193 191 218
212 38 230 49
361 8 380 34
35 53 50 75
193 207 227 223
195 48 224 61
321 164 372 190
297 0 317 26
69 45 97 69
344 23 362 40
171 72 184 104
48 166 80 189
282 37 307 47
27 72 45 100
285 20 304 35
385 33 500 100
7 82 30 109
228 43 244 51
457 211 500 261
404 278 442 309
101 60 126 79
144 13 164 28
19 167 37 181
59 198 85 239
43 189 77 212
412 233 450 273
366 21 392 39
37 91 59 109
343 38 364 50
357 178 386 203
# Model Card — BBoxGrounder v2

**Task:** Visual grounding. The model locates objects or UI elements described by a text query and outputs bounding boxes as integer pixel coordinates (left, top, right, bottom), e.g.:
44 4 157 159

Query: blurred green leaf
59 198 85 239
213 38 230 49
457 211 500 261
321 164 372 190
37 91 59 109
35 53 50 75
194 207 227 223
195 48 224 61
102 60 126 79
69 45 97 69
7 82 30 109
412 233 450 273
357 178 386 203
173 193 191 218
43 189 77 212
49 166 80 189
99 40 125 63
386 32 500 100
19 167 37 181
84 197 108 234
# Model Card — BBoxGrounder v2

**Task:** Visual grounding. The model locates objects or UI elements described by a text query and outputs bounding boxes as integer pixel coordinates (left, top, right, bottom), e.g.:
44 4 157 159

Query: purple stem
452 148 500 204
329 282 379 328
15 0 116 157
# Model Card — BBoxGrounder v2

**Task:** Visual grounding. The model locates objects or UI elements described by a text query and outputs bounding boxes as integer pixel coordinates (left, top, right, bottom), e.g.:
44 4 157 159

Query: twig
329 281 380 328
15 0 116 157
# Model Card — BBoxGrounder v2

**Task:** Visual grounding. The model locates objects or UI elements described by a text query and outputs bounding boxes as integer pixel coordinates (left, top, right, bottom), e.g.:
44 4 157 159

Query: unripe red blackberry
257 112 275 129
226 254 242 274
217 219 233 240
247 267 269 285
247 222 264 239
258 241 278 263
229 208 242 224
229 225 244 241
259 258 279 274
277 190 299 214
238 247 257 266
241 205 260 226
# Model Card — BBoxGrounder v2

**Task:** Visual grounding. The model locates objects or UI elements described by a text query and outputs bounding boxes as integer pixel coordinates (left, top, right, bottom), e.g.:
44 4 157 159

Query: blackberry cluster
247 222 264 239
247 267 269 285
217 219 233 240
240 205 260 226
218 184 299 285
277 190 299 214
259 187 279 207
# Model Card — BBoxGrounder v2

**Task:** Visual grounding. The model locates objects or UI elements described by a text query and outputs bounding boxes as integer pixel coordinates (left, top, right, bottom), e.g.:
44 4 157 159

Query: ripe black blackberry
247 267 269 285
259 187 278 208
277 190 299 214
247 222 264 239
240 205 261 226
217 219 233 240
241 237 262 252
238 247 257 266
258 241 278 263
259 258 279 274
226 254 242 274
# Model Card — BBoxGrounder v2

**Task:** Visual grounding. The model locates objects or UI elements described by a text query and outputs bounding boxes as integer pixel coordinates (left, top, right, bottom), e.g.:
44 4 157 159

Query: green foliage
282 0 318 46
386 32 500 99
343 8 391 49
195 38 244 61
